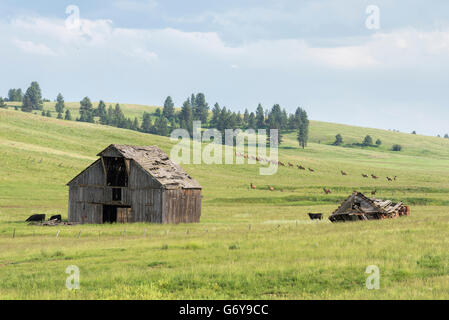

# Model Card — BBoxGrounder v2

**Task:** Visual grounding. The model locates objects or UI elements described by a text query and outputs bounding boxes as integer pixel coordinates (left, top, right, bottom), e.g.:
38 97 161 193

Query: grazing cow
371 174 379 179
362 174 369 178
394 176 398 181
341 170 348 176
250 183 257 190
371 190 377 196
386 177 393 181
288 163 294 167
26 214 46 222
323 188 332 194
308 168 315 172
268 186 275 191
308 213 323 220
298 165 305 170
49 214 62 222
279 162 285 167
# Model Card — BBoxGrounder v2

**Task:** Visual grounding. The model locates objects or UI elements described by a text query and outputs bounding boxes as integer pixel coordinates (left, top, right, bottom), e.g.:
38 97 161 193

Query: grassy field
0 107 448 299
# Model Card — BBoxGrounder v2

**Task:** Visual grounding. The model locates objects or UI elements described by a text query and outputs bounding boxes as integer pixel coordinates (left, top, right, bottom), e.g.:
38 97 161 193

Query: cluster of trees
333 134 405 152
134 95 309 148
77 97 139 130
4 83 310 148
333 134 381 147
8 89 23 102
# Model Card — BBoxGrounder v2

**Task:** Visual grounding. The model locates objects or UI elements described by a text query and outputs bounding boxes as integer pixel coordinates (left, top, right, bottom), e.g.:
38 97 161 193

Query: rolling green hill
0 107 448 299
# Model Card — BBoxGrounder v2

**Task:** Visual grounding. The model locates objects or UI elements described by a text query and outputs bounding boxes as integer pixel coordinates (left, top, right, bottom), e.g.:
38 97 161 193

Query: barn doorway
102 205 132 223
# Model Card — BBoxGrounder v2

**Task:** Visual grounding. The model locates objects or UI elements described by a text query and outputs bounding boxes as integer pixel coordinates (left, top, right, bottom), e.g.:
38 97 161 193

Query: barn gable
97 144 202 190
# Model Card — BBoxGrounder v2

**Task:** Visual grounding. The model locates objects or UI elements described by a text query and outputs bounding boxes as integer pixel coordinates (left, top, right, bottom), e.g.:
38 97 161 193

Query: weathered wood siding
68 157 201 224
163 189 201 224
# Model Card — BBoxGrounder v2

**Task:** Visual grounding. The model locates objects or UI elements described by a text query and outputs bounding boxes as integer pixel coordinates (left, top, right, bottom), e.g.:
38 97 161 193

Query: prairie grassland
0 108 448 299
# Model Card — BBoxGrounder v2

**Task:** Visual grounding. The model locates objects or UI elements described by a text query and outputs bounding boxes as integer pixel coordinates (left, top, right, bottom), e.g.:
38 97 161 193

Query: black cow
49 215 62 222
26 214 46 222
308 213 323 220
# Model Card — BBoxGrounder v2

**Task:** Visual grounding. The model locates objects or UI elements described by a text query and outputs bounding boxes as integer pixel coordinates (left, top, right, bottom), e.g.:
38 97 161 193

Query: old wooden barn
67 144 202 224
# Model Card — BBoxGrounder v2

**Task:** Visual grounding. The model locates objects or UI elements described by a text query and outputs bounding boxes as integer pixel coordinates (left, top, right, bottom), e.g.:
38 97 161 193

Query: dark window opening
103 157 128 187
112 188 122 201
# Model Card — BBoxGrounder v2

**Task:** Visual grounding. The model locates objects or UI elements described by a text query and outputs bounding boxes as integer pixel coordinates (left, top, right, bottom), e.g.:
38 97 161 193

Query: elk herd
241 150 400 194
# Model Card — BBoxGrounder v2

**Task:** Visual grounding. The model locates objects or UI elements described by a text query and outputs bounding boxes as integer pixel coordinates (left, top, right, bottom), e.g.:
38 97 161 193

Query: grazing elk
279 162 286 167
341 170 348 176
288 163 294 167
250 183 257 190
298 165 306 170
371 174 379 179
308 168 315 172
371 190 377 196
362 174 369 178
323 187 332 194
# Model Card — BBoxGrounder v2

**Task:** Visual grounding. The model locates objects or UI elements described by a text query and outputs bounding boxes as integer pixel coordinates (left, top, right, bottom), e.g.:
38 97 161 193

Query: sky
1 0 449 135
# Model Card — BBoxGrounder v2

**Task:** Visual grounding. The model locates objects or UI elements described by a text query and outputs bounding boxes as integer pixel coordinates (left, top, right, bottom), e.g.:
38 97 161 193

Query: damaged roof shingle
99 144 201 190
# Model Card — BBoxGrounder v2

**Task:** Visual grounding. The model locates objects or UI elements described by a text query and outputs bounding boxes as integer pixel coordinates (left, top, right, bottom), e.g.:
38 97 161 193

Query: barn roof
332 191 403 215
68 144 201 189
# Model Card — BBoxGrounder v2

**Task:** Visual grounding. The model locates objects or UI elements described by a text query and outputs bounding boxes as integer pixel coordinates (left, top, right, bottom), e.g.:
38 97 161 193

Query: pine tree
193 93 209 123
64 109 72 120
55 93 65 113
162 96 175 121
243 109 249 128
297 109 309 149
255 104 265 129
106 105 114 125
210 103 221 128
46 110 51 117
22 82 43 111
248 112 256 129
141 112 153 133
154 116 170 136
96 100 107 124
79 97 94 123
113 104 126 128
179 98 193 135
132 117 140 131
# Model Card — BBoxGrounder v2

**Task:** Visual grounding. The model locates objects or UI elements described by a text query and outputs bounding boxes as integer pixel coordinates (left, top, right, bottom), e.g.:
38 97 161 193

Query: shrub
333 134 343 146
392 144 403 152
375 139 382 146
362 135 373 146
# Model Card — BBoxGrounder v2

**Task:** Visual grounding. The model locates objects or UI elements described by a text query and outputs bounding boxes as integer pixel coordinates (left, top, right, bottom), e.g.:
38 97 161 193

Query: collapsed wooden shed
329 192 410 222
67 144 202 224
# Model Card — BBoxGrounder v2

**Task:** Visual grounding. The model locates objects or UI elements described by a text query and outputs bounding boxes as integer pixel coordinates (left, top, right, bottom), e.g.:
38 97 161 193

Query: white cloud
13 39 57 56
6 16 449 71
